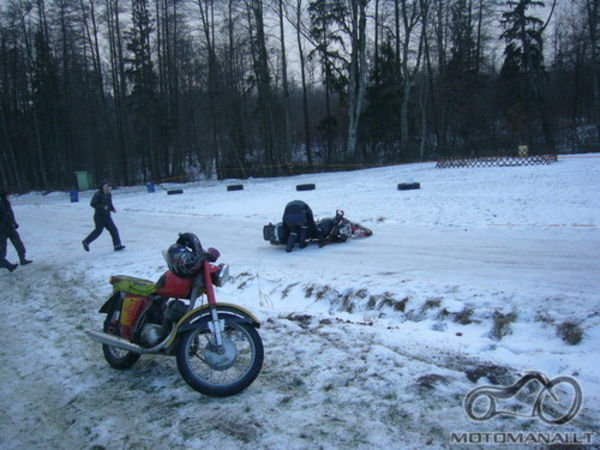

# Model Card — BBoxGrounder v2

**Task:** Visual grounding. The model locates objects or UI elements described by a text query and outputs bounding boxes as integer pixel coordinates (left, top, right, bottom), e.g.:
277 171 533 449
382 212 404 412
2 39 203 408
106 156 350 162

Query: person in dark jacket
0 190 32 272
82 182 125 252
282 200 316 252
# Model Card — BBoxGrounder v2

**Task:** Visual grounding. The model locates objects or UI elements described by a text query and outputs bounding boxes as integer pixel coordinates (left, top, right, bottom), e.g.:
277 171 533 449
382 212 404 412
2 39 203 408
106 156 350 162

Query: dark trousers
283 212 309 250
1 228 26 268
84 214 121 247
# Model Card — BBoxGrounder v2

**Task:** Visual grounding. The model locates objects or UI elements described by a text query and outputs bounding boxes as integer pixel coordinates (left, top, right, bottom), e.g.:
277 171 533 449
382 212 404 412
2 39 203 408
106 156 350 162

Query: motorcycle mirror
206 247 220 262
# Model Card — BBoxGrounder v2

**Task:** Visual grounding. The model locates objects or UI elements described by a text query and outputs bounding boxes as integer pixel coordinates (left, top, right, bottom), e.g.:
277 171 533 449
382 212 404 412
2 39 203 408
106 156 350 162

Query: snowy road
17 202 599 300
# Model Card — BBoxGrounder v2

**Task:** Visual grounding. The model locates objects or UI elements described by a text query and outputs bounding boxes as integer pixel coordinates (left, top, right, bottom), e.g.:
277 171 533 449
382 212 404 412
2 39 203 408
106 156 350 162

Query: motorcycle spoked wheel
176 322 264 397
102 314 141 370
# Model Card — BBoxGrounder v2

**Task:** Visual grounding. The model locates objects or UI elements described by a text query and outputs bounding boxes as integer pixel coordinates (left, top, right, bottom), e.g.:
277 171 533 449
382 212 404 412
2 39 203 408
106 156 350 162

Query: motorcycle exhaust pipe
87 330 145 354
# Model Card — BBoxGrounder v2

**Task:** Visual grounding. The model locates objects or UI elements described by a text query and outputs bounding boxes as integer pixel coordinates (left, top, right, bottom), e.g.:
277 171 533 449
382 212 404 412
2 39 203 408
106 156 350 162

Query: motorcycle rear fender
174 303 260 335
99 291 121 313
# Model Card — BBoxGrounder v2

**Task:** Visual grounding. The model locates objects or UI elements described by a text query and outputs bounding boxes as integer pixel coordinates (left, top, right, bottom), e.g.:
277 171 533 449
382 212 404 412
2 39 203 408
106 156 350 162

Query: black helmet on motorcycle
166 244 204 277
176 232 203 255
166 233 204 277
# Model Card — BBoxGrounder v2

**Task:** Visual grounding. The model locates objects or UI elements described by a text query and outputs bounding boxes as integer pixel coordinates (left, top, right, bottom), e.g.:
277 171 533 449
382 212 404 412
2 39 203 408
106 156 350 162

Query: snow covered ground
1 155 599 449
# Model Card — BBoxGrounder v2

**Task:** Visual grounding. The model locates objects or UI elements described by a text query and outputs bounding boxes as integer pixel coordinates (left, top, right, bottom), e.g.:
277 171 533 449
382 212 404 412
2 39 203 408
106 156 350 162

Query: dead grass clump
282 282 300 299
367 295 377 310
453 308 474 325
421 298 442 312
490 310 518 341
303 283 316 298
340 288 369 313
535 311 555 325
286 313 313 329
556 321 584 345
375 293 409 312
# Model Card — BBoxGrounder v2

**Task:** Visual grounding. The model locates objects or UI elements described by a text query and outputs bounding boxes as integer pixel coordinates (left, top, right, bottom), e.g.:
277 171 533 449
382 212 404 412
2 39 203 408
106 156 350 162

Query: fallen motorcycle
263 209 373 248
87 232 263 397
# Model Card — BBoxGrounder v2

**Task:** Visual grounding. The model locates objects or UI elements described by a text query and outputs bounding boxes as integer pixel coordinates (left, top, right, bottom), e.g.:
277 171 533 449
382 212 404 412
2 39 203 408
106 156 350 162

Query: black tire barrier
227 184 244 191
296 183 316 191
397 182 420 191
167 189 184 195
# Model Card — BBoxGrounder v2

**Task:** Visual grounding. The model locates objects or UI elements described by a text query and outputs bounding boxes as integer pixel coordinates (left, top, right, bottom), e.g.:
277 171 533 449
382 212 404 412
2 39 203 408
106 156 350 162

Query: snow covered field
1 155 599 449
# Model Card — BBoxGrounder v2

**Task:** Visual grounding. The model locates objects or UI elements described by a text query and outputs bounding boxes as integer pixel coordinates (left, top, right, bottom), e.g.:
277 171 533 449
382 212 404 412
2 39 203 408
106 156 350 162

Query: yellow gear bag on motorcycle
110 275 157 297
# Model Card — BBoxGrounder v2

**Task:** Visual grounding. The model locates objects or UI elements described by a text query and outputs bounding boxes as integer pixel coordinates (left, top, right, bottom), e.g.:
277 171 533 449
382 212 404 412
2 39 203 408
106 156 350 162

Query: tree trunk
296 0 313 165
398 0 424 155
586 0 600 139
247 0 278 175
346 0 369 161
278 0 292 168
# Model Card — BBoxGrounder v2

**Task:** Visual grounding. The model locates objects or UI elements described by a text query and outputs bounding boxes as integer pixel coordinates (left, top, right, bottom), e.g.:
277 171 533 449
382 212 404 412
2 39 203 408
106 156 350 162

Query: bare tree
345 0 370 160
294 0 314 165
105 0 132 184
396 0 425 156
583 0 600 138
276 0 293 167
0 0 34 191
245 0 279 175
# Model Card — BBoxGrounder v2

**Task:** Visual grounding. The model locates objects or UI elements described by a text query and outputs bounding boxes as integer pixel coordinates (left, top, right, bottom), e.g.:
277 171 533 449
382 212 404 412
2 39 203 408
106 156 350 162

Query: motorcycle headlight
211 264 230 287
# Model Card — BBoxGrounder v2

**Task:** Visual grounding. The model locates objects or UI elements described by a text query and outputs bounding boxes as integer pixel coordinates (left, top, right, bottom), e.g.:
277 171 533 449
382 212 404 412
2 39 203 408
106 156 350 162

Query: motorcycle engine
140 324 168 347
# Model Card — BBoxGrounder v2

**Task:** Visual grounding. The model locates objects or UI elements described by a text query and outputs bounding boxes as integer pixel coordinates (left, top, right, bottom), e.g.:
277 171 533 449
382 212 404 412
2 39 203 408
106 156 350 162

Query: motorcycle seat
110 275 157 297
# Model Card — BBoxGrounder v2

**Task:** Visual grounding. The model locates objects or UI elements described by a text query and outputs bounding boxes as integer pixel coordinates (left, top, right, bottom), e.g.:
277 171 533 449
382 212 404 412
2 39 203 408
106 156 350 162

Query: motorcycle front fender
177 303 261 334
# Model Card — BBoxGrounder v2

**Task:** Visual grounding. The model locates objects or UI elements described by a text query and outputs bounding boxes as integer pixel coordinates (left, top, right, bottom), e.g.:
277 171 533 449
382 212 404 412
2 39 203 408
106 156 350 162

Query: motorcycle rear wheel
102 318 141 370
176 322 263 397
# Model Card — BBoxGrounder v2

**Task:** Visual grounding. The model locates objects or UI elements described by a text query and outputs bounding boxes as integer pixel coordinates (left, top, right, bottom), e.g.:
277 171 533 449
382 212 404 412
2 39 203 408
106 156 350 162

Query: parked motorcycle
87 232 264 397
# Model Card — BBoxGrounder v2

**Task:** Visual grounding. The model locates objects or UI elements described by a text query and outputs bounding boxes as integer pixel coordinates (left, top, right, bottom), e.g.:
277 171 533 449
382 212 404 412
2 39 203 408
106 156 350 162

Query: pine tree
125 0 161 179
499 0 555 150
308 0 348 163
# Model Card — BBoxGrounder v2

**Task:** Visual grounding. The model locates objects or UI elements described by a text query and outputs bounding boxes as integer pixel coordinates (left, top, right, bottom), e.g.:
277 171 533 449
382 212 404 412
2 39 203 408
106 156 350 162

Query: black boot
19 257 32 265
299 227 308 249
1 260 18 272
82 240 90 252
286 232 298 253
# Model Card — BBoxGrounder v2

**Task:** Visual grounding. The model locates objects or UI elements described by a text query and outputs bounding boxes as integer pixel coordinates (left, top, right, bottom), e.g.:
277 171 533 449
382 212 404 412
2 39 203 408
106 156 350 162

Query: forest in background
0 0 598 192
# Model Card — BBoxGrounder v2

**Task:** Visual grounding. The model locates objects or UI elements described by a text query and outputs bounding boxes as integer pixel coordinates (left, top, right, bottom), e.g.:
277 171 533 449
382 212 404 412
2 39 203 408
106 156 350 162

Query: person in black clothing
282 200 317 253
0 190 32 272
82 182 125 252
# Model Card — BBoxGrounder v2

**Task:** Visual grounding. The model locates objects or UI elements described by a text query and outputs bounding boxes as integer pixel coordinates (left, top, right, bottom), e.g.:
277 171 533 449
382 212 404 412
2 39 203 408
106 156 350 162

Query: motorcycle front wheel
176 322 264 397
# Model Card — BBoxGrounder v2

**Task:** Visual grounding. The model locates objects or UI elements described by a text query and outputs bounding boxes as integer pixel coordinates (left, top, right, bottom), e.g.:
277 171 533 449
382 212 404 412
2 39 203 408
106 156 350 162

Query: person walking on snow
82 182 125 252
0 190 32 272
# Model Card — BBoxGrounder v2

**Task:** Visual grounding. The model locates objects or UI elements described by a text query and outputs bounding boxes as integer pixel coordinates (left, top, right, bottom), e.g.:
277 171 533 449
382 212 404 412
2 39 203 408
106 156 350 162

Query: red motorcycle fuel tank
156 271 194 298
